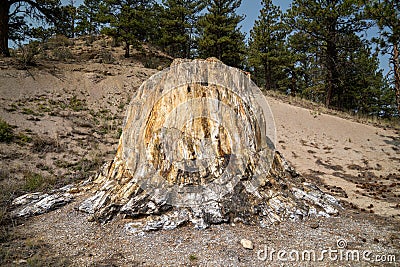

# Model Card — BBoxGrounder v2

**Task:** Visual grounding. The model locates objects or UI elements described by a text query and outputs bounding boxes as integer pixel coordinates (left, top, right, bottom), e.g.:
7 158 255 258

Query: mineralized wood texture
11 58 340 228
77 58 340 228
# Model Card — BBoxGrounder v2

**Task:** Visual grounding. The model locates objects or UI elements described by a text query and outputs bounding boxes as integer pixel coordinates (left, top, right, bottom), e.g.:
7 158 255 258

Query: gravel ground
5 195 399 267
1 40 399 267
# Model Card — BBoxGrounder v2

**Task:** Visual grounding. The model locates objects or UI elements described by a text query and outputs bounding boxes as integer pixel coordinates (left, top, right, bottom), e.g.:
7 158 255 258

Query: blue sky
238 0 291 36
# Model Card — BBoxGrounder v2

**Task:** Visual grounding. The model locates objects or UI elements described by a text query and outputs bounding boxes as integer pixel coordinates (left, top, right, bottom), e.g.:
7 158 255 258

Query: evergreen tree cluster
0 0 398 117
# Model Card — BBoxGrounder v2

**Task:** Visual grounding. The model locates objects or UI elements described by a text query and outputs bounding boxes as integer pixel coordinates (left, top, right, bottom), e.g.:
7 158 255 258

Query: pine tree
76 0 101 36
97 0 156 58
366 0 400 116
248 0 289 91
55 2 77 38
287 31 325 101
159 0 205 58
286 0 371 108
378 78 398 118
0 0 61 56
337 34 385 113
197 0 245 67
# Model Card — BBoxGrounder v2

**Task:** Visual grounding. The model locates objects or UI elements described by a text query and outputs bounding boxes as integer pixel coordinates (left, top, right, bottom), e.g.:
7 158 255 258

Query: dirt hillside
0 38 399 266
269 98 400 218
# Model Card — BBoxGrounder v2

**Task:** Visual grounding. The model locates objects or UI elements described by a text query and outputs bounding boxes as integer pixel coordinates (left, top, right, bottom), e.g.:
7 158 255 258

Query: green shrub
99 49 115 64
11 41 42 69
143 57 161 69
23 172 54 192
69 96 87 111
23 172 45 192
53 47 73 61
84 35 96 45
31 136 61 153
0 119 13 142
15 132 32 144
45 34 73 49
22 108 36 115
189 254 198 261
15 41 41 66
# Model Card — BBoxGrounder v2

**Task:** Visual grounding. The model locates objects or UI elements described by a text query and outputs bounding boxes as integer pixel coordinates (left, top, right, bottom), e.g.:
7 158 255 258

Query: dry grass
31 136 63 154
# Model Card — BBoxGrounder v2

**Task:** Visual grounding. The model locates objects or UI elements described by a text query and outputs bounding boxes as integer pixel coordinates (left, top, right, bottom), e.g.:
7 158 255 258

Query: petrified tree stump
77 58 340 229
12 58 340 230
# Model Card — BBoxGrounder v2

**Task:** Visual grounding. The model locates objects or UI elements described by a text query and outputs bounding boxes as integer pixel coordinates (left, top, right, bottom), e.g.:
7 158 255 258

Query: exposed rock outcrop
12 58 341 229
77 58 341 228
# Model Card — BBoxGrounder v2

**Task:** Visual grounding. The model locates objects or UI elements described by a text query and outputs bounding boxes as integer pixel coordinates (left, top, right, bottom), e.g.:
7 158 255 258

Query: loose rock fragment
309 222 320 229
12 192 73 218
240 239 254 250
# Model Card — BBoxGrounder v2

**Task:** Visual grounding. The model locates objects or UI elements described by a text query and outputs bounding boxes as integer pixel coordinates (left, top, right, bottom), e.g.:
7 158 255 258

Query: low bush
0 119 13 143
53 47 74 61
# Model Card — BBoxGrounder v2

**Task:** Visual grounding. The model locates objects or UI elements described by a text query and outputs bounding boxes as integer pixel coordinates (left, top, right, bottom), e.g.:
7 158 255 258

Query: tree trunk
393 43 400 115
325 15 340 108
264 60 271 91
0 1 10 57
124 42 130 58
291 68 297 97
73 59 340 229
11 59 341 230
325 39 339 108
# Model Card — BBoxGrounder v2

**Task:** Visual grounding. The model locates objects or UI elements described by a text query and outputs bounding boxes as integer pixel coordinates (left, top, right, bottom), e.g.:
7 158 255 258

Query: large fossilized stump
75 58 340 228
